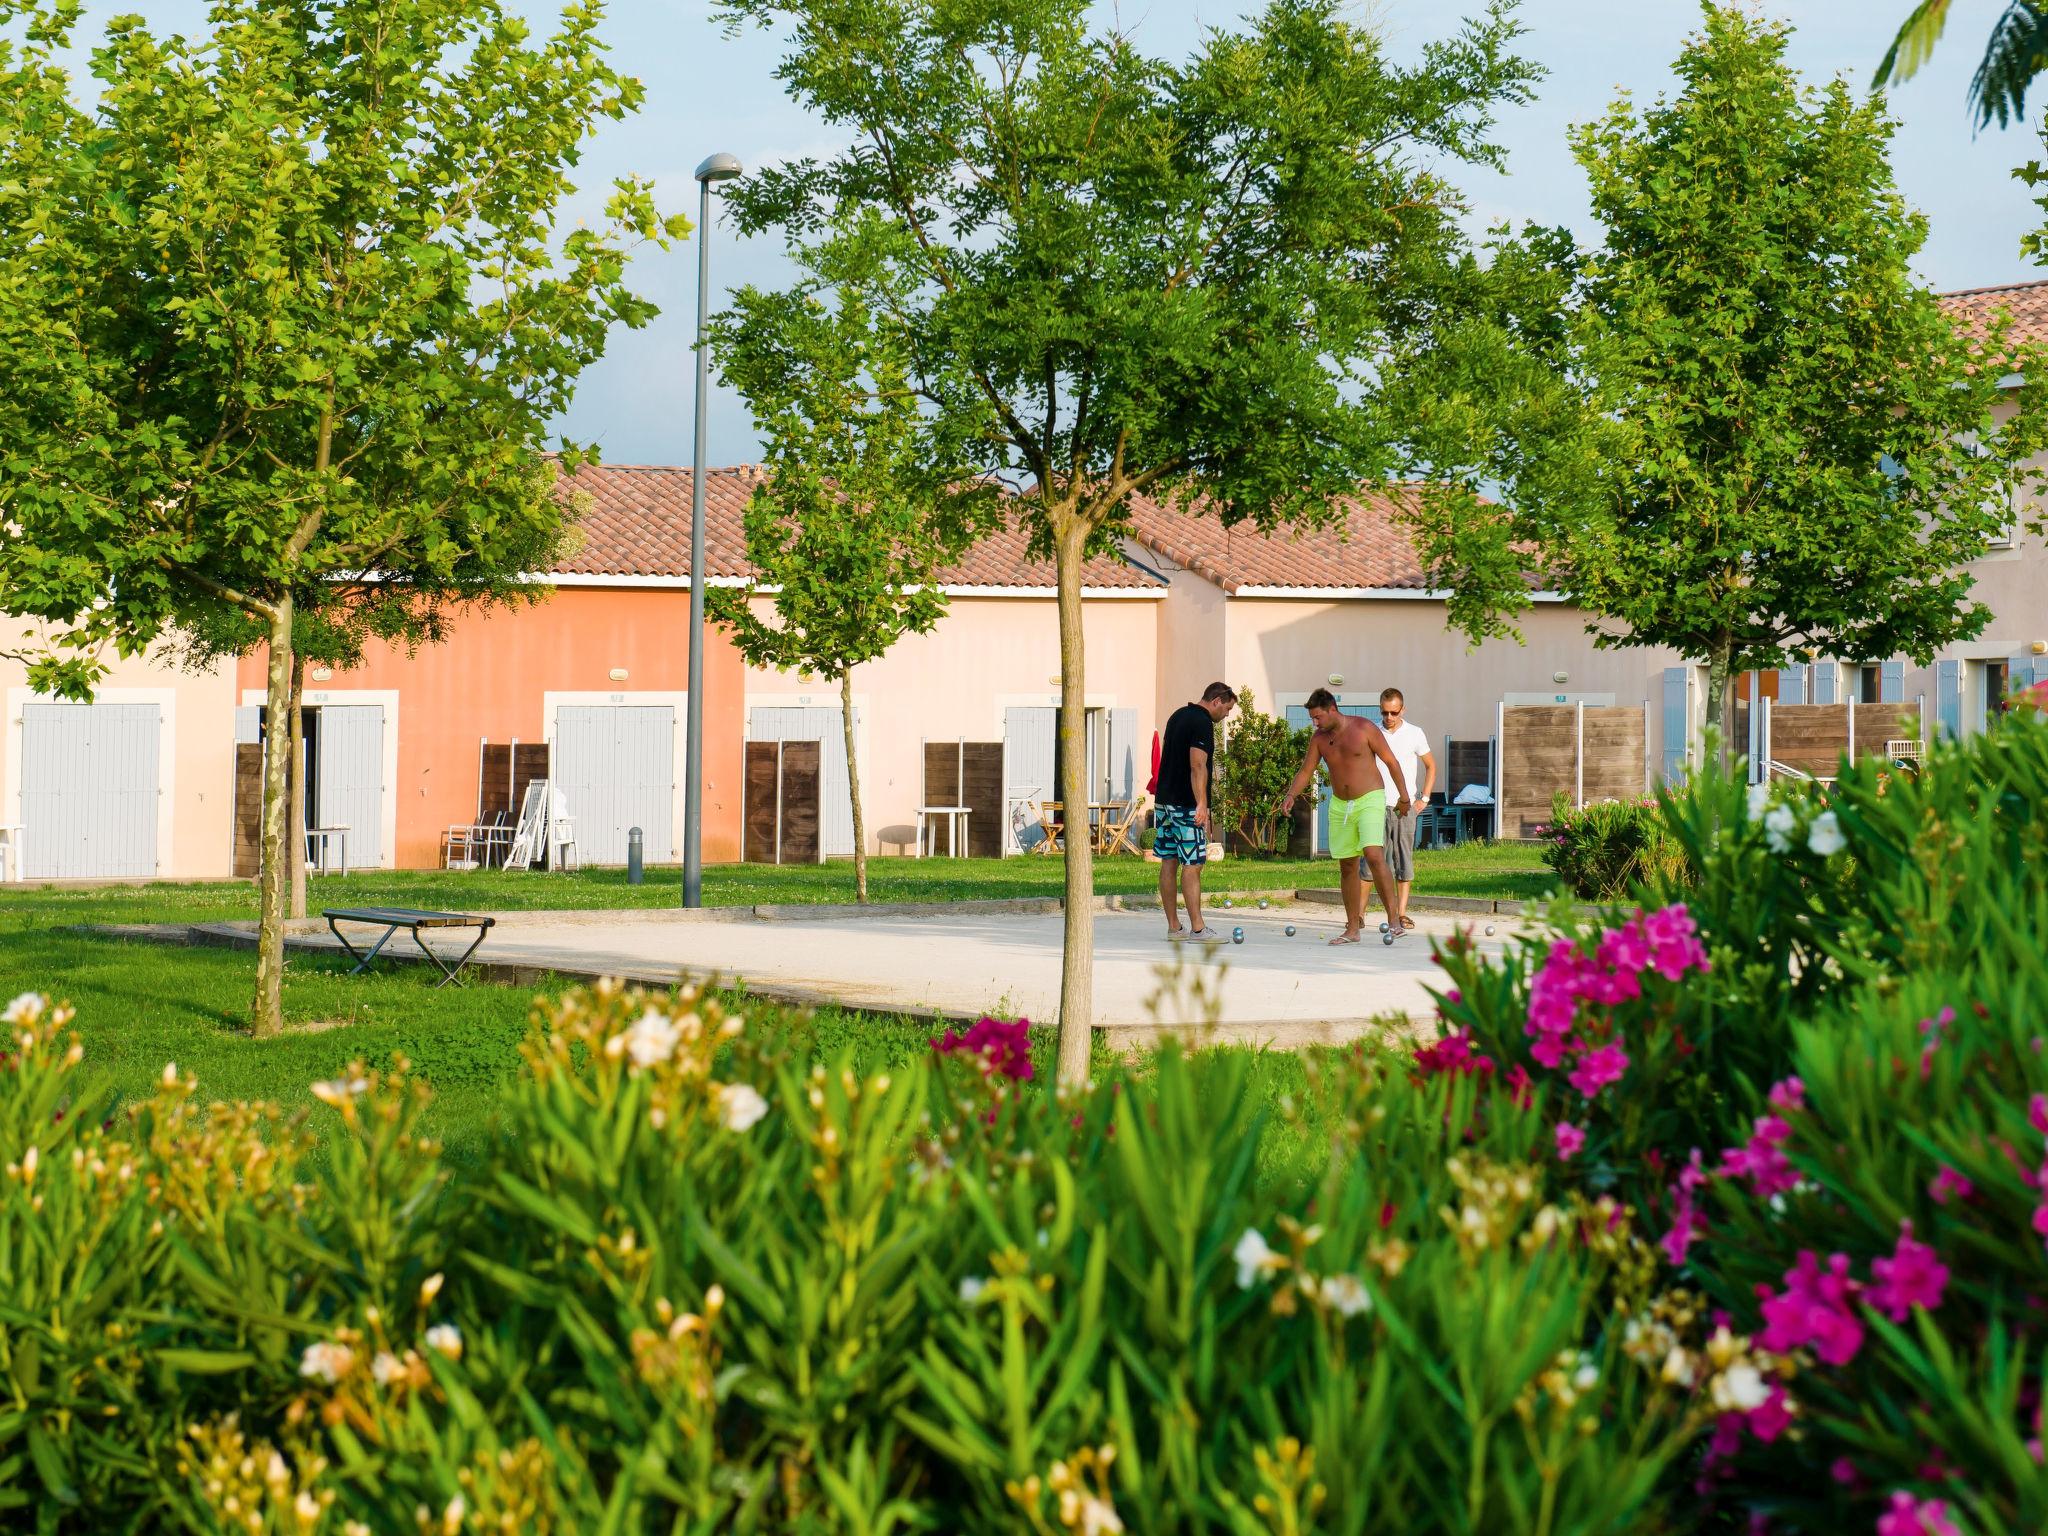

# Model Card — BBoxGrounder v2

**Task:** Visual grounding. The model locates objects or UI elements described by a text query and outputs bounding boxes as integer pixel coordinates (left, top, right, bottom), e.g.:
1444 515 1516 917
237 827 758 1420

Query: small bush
1540 792 1694 900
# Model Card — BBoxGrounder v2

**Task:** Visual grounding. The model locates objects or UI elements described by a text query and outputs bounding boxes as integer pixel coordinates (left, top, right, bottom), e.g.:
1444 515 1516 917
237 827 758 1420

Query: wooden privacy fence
744 740 822 864
921 740 1005 858
1763 700 1922 780
1498 702 1651 839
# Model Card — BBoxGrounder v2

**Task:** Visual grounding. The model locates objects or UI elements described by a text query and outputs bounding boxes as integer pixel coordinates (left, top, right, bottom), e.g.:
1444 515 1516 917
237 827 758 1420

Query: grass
1 843 1544 1158
0 840 1553 929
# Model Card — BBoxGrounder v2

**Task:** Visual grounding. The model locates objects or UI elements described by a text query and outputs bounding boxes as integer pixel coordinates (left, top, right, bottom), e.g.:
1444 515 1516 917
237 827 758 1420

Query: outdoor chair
1035 801 1066 853
1414 792 1454 850
1099 797 1146 856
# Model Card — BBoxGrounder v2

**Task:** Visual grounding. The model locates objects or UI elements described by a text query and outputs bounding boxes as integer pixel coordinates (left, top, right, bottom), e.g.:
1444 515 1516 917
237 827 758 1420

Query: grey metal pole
683 176 712 908
682 153 741 909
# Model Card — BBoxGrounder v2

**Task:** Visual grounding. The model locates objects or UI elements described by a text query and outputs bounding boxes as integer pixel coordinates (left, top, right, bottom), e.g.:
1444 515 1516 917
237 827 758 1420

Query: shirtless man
1278 688 1412 946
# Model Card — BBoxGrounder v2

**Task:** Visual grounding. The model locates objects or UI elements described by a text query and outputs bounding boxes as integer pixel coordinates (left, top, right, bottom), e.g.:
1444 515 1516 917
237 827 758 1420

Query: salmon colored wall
236 588 747 868
742 592 1164 853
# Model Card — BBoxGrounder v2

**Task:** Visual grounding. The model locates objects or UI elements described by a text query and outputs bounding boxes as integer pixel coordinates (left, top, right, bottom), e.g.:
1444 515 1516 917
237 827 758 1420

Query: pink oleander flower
1929 1166 1975 1205
1504 1064 1533 1110
1758 1251 1864 1366
1661 1150 1709 1267
1414 1028 1495 1079
1747 1385 1793 1443
1876 1492 1959 1536
1767 1076 1805 1114
1869 1220 1949 1322
2032 1094 2048 1138
1531 1033 1574 1070
933 1016 1034 1081
1831 1457 1860 1487
1642 902 1711 980
1555 1122 1585 1161
1568 1041 1629 1099
1721 1114 1799 1200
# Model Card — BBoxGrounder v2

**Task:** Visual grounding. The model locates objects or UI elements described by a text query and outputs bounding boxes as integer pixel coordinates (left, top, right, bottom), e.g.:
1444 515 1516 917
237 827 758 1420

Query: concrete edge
1292 890 1534 918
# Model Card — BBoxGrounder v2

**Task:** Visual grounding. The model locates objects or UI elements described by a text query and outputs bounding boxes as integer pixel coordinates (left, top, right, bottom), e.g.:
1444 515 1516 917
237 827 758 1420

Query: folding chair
1100 798 1146 856
1035 801 1066 853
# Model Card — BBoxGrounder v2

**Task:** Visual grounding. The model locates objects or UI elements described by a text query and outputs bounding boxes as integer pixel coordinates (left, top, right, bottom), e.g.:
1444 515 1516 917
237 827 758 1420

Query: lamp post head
694 152 743 184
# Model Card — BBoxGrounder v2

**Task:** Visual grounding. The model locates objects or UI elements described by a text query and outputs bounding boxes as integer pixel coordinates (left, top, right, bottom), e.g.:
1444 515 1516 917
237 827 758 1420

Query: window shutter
1935 661 1962 739
1879 660 1905 704
1777 667 1806 705
1661 667 1691 784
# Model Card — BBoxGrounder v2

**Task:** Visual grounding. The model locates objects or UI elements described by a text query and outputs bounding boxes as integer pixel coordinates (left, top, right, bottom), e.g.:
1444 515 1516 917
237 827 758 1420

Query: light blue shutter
1661 667 1690 784
1004 707 1057 852
1935 661 1962 740
1777 667 1806 704
1107 709 1137 800
1879 660 1905 704
317 705 386 868
1812 662 1838 705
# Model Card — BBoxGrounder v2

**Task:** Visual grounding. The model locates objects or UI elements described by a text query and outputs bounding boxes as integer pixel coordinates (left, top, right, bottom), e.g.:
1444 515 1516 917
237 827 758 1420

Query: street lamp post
683 151 742 910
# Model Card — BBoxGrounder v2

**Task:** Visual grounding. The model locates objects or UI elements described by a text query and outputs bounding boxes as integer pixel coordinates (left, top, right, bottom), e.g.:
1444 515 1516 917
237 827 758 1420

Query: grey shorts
1384 808 1418 882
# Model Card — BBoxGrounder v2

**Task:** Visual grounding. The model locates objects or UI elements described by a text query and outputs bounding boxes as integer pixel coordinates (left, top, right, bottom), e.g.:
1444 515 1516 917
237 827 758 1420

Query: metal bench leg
327 916 398 976
412 925 490 988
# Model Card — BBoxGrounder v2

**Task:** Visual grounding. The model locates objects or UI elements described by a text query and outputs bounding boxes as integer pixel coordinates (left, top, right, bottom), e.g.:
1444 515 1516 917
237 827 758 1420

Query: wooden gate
921 740 1005 858
1499 703 1650 839
1764 701 1921 779
744 740 822 863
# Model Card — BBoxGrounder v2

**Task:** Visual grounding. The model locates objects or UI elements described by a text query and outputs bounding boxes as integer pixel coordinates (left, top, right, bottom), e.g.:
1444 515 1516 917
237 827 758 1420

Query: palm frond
1968 0 2048 127
1875 0 1957 88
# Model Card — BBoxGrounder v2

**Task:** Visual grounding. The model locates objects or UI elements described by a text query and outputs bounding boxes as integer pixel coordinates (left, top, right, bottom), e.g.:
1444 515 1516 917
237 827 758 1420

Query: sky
51 0 2048 465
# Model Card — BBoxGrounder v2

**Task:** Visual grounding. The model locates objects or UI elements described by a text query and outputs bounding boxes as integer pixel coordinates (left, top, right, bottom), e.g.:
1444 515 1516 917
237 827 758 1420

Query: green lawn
2 843 1545 1156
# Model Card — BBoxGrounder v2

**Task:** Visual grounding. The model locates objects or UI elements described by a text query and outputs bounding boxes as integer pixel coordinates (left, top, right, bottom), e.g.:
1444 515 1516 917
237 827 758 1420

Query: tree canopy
1405 5 2048 756
0 0 683 1030
716 0 1543 1077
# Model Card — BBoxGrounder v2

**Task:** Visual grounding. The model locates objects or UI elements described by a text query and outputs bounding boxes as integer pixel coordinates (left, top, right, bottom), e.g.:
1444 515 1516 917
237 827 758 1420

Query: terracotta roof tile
1123 486 1429 594
549 463 1158 590
1940 278 2048 352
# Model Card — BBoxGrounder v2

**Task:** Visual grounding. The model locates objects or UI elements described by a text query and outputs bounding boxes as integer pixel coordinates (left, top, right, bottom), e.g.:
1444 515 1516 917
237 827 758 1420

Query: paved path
427 904 1511 1048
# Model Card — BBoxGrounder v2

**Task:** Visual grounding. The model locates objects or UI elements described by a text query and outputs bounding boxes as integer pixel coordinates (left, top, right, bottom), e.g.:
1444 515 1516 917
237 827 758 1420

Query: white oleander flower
2 992 43 1026
371 1351 404 1386
623 1008 681 1068
1745 783 1771 820
425 1324 463 1361
1763 804 1799 854
1807 810 1846 858
717 1082 770 1131
957 1276 986 1304
299 1341 354 1384
1233 1228 1285 1289
310 1076 369 1107
1312 1272 1372 1317
1712 1362 1772 1414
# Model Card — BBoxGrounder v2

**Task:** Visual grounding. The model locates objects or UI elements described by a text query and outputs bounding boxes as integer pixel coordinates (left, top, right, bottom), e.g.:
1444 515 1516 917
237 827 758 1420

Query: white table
306 826 350 876
915 805 971 858
0 825 22 882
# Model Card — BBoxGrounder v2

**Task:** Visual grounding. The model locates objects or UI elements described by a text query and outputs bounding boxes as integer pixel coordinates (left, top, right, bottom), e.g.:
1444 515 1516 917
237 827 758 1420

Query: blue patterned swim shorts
1153 804 1208 865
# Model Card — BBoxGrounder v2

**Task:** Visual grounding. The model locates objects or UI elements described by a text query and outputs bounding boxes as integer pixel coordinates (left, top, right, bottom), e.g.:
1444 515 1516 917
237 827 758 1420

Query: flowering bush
1540 792 1695 901
1417 712 2048 1533
0 981 1725 1532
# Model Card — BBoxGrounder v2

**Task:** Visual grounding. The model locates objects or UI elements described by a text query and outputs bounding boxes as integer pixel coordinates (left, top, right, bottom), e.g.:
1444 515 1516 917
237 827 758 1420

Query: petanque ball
1485 924 1497 936
1232 927 1245 944
1222 898 1232 908
1258 898 1269 909
1379 921 1389 934
1285 924 1297 937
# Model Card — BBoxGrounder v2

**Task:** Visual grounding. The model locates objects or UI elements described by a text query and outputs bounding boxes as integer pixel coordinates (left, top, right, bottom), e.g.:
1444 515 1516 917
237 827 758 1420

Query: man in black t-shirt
1155 682 1238 940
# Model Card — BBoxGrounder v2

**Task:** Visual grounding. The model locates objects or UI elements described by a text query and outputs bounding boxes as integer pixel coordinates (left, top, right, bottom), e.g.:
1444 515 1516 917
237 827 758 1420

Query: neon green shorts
1328 789 1387 860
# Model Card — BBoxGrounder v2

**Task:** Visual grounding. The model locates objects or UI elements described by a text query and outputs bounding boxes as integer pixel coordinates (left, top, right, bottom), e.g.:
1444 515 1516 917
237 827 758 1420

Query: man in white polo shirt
1377 687 1436 933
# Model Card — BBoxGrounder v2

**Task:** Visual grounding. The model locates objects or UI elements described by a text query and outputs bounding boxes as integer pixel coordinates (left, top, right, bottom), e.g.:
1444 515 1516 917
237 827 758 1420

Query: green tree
1876 0 2048 130
1405 6 2047 771
1214 689 1315 856
716 0 1541 1080
708 244 996 902
0 0 682 1033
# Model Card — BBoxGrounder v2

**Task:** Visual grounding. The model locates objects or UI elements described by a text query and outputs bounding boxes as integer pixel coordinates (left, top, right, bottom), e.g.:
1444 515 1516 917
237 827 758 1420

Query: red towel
1145 730 1161 795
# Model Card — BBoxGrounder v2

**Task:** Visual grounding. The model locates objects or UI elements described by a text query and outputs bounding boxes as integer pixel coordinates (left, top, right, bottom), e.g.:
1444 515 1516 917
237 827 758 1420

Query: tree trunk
1053 520 1094 1086
252 597 295 1037
1705 641 1733 779
288 655 307 921
840 669 868 904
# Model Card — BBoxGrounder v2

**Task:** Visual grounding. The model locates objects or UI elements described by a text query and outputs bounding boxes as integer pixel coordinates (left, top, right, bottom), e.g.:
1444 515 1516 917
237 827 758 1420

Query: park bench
322 907 495 988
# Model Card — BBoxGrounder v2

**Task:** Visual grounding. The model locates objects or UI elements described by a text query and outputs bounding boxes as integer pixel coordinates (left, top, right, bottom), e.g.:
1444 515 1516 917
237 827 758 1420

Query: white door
1004 706 1057 853
554 705 676 864
316 705 386 868
20 702 161 878
749 706 860 859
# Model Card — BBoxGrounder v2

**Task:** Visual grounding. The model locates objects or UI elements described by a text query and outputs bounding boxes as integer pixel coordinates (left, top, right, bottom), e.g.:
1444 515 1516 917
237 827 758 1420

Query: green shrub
1539 793 1693 901
1216 688 1315 857
0 984 1713 1532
